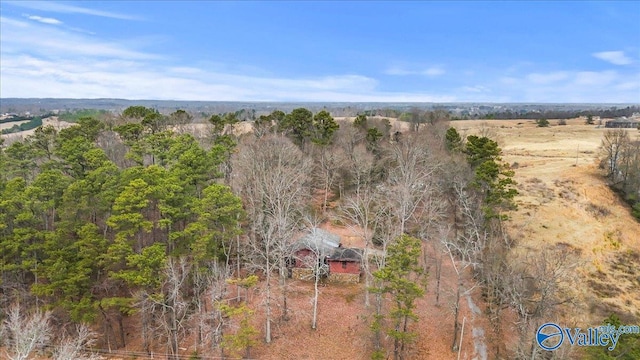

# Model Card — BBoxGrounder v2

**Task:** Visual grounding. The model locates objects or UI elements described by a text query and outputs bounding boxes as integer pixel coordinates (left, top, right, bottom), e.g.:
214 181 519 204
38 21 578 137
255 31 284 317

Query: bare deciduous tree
53 324 98 360
506 247 578 360
152 257 192 360
3 305 51 360
191 261 230 353
601 129 630 183
233 134 312 343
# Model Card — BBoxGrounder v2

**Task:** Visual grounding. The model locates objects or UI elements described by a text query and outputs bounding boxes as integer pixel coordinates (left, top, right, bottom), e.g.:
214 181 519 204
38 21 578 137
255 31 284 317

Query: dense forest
0 107 637 359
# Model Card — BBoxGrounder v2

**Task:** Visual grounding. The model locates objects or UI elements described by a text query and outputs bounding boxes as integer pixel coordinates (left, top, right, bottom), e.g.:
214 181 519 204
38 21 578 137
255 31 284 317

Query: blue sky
1 1 639 102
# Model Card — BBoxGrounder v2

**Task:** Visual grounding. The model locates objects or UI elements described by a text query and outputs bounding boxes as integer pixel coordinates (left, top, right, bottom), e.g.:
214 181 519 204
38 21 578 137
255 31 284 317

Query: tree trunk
265 270 272 343
117 312 126 349
280 260 289 321
451 279 462 352
312 272 319 330
435 255 442 306
363 246 371 308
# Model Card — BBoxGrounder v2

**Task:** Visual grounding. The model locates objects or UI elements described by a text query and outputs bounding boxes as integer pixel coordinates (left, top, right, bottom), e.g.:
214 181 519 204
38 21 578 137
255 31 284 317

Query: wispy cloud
526 71 570 84
2 17 159 60
592 51 633 65
495 69 639 102
460 85 490 93
0 15 452 102
385 66 445 77
2 8 637 103
7 1 141 21
24 14 62 25
0 54 456 102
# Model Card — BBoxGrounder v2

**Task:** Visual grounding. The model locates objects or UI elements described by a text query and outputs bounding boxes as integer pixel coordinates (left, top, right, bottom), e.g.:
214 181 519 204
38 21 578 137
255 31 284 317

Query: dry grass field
452 119 640 326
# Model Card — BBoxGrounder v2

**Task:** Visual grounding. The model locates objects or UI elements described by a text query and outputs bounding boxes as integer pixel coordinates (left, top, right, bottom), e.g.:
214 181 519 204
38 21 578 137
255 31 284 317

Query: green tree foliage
30 125 58 162
311 110 339 145
354 114 368 129
58 109 108 123
217 275 258 358
586 114 595 125
280 107 313 145
0 177 41 274
464 135 517 219
366 128 384 152
464 135 501 167
372 235 425 360
218 301 257 359
122 106 156 120
181 183 244 264
0 106 248 356
168 109 193 126
536 118 550 127
4 141 38 180
585 314 640 359
32 223 107 322
209 113 238 136
445 127 463 152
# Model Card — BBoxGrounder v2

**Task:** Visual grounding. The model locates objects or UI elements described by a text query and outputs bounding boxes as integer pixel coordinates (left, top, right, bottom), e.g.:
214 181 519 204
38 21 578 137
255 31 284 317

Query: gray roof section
328 248 363 262
292 228 341 255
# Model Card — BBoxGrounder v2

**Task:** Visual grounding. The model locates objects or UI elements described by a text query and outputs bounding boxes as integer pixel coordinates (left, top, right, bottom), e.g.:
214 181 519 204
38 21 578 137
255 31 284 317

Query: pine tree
372 234 425 360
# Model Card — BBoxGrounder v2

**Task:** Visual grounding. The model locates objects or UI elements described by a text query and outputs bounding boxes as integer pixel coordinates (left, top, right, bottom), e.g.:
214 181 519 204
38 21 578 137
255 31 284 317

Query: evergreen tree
372 234 425 360
445 127 463 152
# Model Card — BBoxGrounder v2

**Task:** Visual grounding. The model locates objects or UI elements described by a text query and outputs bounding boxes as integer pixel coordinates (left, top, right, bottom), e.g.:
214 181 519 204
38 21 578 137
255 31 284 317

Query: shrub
558 119 567 125
585 115 595 125
536 118 550 127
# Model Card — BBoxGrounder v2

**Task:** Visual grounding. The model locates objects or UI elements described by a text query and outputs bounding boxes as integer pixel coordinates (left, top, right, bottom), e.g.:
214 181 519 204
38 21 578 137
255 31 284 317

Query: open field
453 119 640 325
0 117 75 144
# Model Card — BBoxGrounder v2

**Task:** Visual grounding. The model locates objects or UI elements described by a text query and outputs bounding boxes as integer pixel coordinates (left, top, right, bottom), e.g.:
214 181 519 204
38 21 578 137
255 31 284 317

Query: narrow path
465 292 487 360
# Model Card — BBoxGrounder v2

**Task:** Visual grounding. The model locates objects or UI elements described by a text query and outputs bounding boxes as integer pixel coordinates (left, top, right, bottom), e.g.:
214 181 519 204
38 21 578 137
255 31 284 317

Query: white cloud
0 55 455 101
421 67 445 76
574 70 617 86
6 1 141 20
0 15 455 102
526 71 569 84
0 16 28 28
385 65 445 77
461 85 490 93
592 51 632 65
2 13 636 103
25 15 62 25
384 67 412 76
1 17 160 60
494 69 639 103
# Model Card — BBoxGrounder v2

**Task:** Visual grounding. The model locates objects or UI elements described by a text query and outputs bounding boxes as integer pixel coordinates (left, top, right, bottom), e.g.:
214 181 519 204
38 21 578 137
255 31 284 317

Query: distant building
605 117 640 129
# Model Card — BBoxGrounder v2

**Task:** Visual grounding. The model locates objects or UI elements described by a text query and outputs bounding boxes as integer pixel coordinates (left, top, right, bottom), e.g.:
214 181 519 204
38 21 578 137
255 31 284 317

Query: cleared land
453 119 640 325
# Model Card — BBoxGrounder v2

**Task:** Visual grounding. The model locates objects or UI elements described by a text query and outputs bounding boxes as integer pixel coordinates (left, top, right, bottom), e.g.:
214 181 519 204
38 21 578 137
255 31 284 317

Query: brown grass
453 119 640 323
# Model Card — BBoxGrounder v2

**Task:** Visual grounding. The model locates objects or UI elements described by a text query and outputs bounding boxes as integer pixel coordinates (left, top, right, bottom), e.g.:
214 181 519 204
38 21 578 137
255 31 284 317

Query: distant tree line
480 106 640 120
58 109 110 123
1 117 44 134
1 113 55 124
